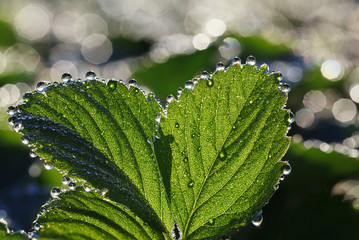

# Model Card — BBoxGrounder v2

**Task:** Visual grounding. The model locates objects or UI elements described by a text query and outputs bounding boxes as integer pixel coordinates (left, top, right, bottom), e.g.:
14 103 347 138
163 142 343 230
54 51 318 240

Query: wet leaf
13 79 172 233
156 63 291 239
35 189 165 240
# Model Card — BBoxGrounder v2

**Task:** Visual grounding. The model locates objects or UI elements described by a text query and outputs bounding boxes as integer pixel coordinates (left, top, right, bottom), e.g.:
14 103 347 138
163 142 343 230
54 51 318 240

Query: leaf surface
157 64 291 239
35 189 165 240
14 79 172 233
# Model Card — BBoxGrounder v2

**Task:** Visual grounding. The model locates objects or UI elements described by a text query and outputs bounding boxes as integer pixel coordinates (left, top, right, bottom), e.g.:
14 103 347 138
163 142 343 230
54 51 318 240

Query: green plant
3 56 293 239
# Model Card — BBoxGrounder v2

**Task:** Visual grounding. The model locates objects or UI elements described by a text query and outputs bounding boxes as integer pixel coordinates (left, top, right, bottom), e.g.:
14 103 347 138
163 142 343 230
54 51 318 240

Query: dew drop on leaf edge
246 55 256 66
61 175 70 185
51 187 61 198
69 182 76 190
85 71 96 81
279 82 291 93
283 162 291 175
185 81 194 90
61 72 72 83
7 106 16 116
216 62 225 71
36 81 47 93
232 57 241 66
251 210 263 227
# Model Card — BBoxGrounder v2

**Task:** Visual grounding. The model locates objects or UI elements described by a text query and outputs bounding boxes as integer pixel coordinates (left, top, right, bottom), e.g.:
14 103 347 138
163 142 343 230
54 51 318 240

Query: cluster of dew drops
6 56 293 234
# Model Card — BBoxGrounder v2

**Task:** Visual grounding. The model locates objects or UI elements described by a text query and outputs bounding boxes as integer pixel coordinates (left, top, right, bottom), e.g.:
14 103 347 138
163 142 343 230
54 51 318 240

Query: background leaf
157 63 291 239
0 221 27 239
34 188 165 240
14 79 172 233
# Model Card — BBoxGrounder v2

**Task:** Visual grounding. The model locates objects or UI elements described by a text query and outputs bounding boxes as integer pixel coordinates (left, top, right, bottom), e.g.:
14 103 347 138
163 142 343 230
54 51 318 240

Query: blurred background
1 0 359 239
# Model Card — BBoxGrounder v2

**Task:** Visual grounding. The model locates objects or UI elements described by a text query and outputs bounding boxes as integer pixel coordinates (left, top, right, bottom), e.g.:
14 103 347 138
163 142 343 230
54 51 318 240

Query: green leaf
35 188 166 240
15 79 172 233
0 220 27 239
156 63 291 239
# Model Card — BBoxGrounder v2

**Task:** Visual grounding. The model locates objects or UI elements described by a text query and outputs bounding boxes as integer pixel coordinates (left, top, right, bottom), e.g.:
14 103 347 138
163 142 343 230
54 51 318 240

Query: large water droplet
185 81 194 90
232 57 241 66
44 162 53 170
200 71 209 80
68 182 76 190
29 150 38 158
85 71 96 81
283 162 291 175
36 81 47 93
107 79 117 91
13 123 24 133
7 106 16 116
279 82 291 93
167 94 175 103
128 79 137 88
61 175 70 185
61 73 72 83
251 210 263 226
100 188 108 196
216 62 225 71
246 55 256 65
51 187 61 198
188 180 194 188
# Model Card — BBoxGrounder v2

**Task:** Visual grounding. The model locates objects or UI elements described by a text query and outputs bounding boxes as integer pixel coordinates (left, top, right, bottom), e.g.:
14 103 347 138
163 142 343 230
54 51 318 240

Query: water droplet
44 162 53 170
275 72 283 82
100 188 108 196
185 81 194 90
36 81 47 93
246 55 256 65
147 93 155 101
197 146 201 152
68 182 76 190
260 63 269 73
13 123 24 133
51 187 61 198
155 113 161 124
280 175 285 181
167 94 175 103
128 79 137 88
279 82 291 93
274 184 279 190
283 162 291 175
175 122 180 128
21 135 30 145
23 93 32 103
207 79 214 87
83 183 93 192
219 150 227 161
29 150 38 158
61 73 72 83
107 79 117 91
200 71 209 80
208 219 215 225
288 111 295 125
177 88 183 94
251 210 263 226
216 62 225 71
232 57 241 66
7 106 16 116
188 180 194 188
183 157 188 163
191 133 196 138
33 222 41 231
232 125 236 130
85 71 96 81
61 175 70 185
134 88 140 94
8 116 16 126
